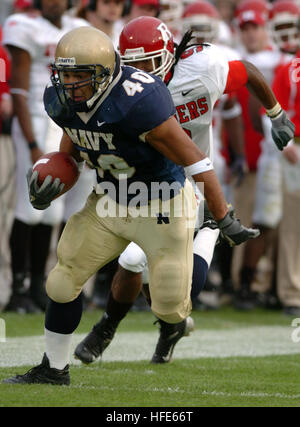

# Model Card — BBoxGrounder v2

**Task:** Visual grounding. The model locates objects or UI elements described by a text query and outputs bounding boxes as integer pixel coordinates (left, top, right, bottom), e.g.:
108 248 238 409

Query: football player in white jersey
2 0 91 313
74 16 294 365
180 0 247 305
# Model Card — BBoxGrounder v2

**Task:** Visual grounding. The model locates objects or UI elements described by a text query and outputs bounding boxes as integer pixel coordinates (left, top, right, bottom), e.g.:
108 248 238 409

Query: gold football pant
46 179 196 323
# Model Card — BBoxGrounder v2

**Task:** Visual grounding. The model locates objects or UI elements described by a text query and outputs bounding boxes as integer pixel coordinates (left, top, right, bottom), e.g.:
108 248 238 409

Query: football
32 151 80 197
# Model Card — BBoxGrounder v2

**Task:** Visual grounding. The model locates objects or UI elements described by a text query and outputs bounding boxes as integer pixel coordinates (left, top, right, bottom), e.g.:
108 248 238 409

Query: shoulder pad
43 85 75 122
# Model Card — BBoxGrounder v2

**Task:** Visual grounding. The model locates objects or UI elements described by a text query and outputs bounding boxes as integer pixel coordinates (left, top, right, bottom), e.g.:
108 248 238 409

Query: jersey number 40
122 71 155 96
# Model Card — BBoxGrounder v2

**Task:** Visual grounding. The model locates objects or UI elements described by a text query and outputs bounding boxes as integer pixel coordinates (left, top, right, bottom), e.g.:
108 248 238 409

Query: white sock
45 328 73 370
193 228 220 266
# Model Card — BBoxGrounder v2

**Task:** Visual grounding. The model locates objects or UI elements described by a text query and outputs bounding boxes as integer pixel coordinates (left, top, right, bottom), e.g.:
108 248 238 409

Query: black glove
27 168 64 210
271 110 295 151
230 154 246 187
217 211 260 247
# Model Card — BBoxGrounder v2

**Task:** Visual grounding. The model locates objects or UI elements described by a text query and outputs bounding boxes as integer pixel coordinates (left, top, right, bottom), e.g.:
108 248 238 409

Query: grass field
0 307 300 408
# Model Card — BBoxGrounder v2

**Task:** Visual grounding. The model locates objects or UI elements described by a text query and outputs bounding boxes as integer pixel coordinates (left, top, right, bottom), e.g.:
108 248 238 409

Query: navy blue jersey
44 66 185 203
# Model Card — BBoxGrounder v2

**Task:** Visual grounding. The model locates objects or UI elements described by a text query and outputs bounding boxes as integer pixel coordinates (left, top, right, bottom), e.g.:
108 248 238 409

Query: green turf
0 306 294 338
0 355 299 407
0 307 299 407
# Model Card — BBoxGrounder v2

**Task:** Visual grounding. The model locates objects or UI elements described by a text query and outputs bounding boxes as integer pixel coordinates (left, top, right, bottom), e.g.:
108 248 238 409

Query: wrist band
184 158 214 176
266 102 282 118
28 141 38 150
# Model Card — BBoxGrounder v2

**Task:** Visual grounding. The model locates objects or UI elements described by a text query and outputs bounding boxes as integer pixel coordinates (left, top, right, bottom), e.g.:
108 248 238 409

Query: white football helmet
269 0 300 53
182 1 220 43
159 0 184 32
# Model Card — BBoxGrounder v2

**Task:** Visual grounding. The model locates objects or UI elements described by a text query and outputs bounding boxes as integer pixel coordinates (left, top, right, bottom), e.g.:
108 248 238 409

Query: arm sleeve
224 61 248 94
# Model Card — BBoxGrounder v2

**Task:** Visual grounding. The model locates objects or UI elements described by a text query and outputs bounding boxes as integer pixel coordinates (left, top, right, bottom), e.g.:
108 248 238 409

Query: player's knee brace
150 261 191 324
118 243 147 273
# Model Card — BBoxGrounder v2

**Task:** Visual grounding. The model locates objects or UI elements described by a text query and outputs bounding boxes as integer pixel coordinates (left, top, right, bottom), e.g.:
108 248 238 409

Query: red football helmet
182 1 220 43
119 16 174 81
235 0 270 17
269 0 300 53
235 0 270 28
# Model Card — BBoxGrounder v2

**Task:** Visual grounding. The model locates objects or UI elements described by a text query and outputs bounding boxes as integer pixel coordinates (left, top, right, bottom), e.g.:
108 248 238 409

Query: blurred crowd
1 0 300 317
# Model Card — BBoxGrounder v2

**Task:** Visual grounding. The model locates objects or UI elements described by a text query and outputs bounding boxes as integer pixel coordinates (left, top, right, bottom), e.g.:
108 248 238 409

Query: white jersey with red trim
212 45 242 151
168 43 229 161
243 49 292 85
2 12 88 116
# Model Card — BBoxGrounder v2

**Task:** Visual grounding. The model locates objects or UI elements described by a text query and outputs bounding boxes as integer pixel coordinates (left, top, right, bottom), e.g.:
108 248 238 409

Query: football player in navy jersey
3 26 262 385
74 17 296 368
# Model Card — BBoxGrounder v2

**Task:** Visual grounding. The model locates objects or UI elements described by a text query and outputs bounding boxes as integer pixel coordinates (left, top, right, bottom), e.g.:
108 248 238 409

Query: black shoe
74 313 117 364
151 316 194 364
2 353 70 385
234 288 257 311
4 291 41 314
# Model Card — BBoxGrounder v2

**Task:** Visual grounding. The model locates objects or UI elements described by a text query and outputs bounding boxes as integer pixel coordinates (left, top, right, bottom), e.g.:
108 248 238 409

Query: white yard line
0 326 299 368
69 384 300 400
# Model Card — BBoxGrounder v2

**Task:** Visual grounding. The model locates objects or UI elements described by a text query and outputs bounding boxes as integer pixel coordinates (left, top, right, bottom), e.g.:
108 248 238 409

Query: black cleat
74 313 117 364
2 353 70 385
151 316 194 364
